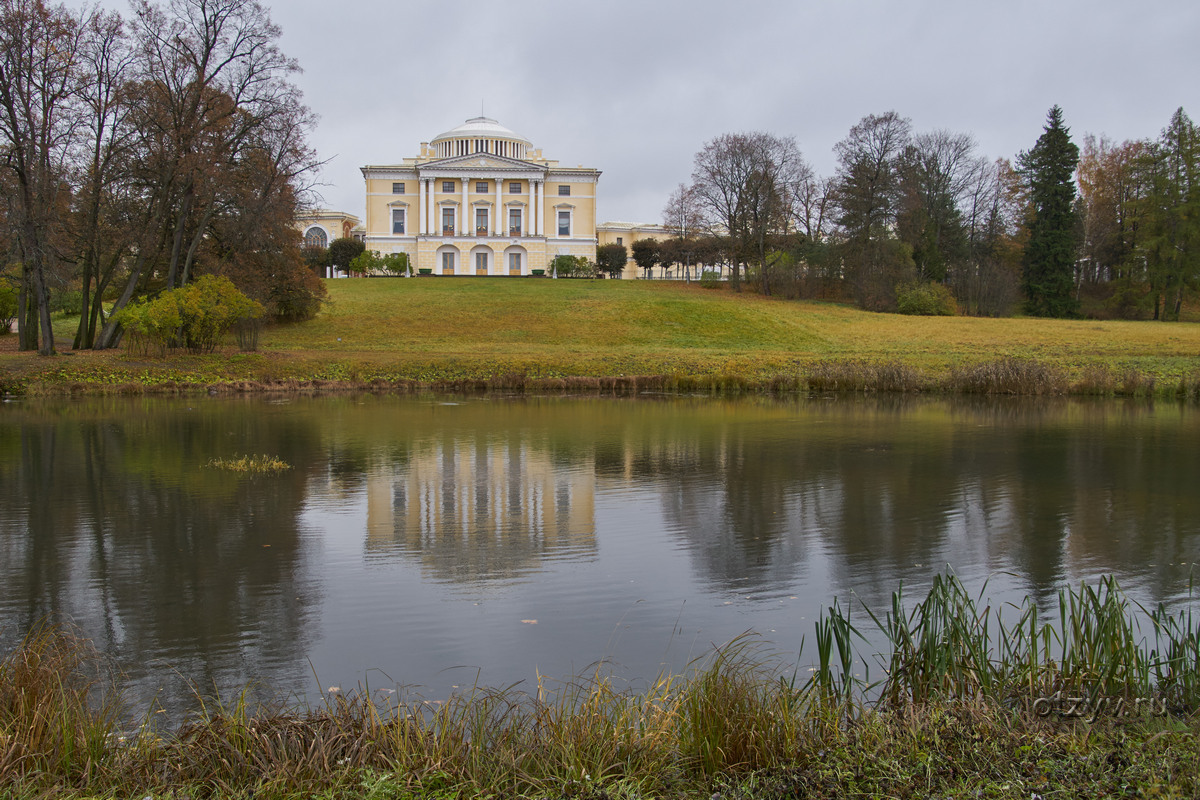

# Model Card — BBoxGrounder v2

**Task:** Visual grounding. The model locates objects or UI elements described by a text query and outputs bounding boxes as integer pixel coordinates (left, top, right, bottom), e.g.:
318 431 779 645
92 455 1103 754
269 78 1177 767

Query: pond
1 393 1198 714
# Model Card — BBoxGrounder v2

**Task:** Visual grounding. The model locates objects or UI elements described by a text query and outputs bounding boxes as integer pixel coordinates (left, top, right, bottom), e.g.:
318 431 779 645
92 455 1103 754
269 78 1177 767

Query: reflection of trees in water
615 398 1200 604
0 400 321 710
363 430 597 583
643 432 808 591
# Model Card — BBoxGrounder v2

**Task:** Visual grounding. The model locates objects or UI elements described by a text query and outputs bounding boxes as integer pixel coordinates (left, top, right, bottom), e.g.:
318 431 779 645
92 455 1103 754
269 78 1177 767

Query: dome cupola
429 116 532 160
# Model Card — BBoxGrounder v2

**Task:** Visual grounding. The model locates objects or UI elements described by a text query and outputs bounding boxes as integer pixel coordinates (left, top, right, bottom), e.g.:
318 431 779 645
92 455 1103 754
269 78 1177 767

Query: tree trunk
179 204 216 287
31 261 55 355
165 182 194 289
18 275 36 351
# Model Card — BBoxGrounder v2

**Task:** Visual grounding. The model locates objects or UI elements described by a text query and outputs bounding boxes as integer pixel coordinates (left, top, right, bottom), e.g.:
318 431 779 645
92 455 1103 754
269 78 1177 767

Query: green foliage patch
115 275 264 355
896 281 958 315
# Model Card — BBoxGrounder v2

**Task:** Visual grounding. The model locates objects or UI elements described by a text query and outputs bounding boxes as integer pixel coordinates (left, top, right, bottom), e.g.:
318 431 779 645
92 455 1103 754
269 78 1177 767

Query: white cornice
362 167 419 180
547 170 600 182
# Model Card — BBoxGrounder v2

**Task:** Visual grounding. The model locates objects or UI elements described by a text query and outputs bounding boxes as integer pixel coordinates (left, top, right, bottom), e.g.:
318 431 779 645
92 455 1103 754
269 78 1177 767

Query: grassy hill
4 278 1200 395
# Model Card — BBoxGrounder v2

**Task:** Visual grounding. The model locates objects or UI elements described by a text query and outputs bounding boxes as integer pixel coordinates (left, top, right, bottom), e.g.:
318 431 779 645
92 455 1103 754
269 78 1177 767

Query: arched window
304 226 328 248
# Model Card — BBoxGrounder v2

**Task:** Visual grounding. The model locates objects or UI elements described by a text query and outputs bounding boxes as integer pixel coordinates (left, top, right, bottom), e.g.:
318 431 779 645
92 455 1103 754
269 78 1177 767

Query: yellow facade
596 221 671 279
361 117 600 276
296 210 362 249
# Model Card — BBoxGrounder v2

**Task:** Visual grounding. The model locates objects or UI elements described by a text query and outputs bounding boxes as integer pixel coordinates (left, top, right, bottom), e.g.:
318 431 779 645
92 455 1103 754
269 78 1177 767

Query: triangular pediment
421 153 539 171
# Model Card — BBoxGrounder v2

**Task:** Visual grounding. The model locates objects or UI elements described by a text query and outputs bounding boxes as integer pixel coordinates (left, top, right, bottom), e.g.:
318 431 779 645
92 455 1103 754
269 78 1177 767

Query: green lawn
4 278 1200 395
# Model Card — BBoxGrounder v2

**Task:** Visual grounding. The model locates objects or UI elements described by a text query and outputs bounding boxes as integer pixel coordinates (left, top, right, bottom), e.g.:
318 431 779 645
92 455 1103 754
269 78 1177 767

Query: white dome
428 117 533 160
431 116 531 145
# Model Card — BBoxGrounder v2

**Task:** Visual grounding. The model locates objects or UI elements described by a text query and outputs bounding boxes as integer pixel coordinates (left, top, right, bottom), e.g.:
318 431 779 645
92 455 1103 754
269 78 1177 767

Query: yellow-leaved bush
116 275 265 355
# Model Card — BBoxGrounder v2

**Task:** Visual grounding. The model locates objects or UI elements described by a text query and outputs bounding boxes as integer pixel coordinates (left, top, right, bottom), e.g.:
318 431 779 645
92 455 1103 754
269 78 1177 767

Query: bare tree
690 132 809 294
72 7 138 349
794 173 835 243
661 182 704 279
0 0 85 354
953 158 1024 316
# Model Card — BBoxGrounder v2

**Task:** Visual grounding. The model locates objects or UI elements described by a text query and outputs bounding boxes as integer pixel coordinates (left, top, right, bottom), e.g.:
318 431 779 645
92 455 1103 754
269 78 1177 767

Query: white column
525 180 532 236
417 178 425 236
428 179 434 235
536 180 545 236
494 178 502 235
453 176 463 236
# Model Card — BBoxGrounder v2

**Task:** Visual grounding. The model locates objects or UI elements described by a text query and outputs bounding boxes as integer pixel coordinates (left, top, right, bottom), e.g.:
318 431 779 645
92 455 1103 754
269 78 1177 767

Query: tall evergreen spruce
1019 106 1081 317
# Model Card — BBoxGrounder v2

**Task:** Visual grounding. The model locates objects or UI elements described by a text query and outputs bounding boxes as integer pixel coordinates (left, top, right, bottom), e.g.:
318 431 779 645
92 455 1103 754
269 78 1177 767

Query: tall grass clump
949 357 1068 395
854 573 1200 713
805 360 925 393
0 624 123 790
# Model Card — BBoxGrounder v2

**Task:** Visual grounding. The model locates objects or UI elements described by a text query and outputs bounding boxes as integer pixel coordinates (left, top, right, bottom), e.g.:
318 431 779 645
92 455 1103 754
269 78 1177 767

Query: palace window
508 252 521 272
476 181 488 193
476 252 488 271
558 185 571 196
475 208 489 235
441 207 455 236
616 237 623 246
508 209 522 236
442 251 455 273
392 182 405 194
391 209 405 235
509 182 521 194
304 226 327 248
442 180 454 193
557 210 571 237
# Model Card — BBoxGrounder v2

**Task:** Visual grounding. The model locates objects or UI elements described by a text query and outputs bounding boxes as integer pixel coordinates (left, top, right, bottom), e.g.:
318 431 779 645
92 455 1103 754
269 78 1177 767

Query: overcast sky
257 0 1198 224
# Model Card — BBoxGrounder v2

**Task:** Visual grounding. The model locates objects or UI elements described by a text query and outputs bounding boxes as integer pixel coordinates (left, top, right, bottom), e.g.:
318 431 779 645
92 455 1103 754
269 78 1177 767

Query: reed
836 572 1200 714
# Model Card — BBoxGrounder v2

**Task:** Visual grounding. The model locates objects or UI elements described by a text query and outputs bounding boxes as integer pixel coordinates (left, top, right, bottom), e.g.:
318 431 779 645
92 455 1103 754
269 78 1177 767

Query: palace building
360 117 600 275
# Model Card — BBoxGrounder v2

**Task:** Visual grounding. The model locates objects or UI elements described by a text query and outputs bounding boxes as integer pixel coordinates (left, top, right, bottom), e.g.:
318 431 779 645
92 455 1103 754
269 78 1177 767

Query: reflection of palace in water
365 437 596 581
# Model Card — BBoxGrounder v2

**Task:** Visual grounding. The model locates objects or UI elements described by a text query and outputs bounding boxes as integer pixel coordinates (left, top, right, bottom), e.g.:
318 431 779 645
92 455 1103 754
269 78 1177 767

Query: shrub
0 279 17 333
550 255 596 279
349 250 410 276
699 270 723 289
896 281 957 316
116 275 264 355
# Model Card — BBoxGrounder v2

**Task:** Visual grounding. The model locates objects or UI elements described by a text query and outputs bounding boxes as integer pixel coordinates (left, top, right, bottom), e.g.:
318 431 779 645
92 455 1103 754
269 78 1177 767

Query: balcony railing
442 227 455 236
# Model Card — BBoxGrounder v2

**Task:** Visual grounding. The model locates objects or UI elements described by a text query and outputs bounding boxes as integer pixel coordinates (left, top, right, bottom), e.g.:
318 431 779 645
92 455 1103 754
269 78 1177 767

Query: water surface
1 394 1197 712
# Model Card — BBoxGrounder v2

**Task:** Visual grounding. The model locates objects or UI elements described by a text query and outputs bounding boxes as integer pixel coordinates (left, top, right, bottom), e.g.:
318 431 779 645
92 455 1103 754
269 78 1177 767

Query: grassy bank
3 574 1199 798
2 279 1200 397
